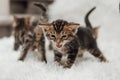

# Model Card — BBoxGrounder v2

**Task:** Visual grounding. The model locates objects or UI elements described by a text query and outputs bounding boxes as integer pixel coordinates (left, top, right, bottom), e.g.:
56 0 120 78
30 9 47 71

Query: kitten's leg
89 48 107 62
14 42 20 51
14 33 20 51
64 53 77 68
38 35 47 63
18 43 30 61
54 50 62 64
77 49 85 58
38 45 47 63
31 46 36 51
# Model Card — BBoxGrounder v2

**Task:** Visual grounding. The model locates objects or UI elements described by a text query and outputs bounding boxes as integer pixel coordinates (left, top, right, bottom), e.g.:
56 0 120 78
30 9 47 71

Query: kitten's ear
93 26 100 39
39 24 51 32
68 23 80 35
25 16 31 25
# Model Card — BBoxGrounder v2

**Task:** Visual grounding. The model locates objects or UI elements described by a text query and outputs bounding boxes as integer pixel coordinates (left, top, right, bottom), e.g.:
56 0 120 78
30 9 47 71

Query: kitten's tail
85 7 99 39
34 3 46 12
85 7 96 29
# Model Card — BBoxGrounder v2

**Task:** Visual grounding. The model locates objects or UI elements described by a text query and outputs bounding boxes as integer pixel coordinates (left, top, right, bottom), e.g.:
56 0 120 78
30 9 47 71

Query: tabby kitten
40 7 107 68
13 16 47 63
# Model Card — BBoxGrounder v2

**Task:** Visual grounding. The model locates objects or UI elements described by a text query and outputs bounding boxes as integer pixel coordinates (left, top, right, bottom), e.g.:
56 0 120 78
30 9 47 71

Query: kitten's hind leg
89 48 107 62
14 42 20 51
18 43 30 61
38 45 47 63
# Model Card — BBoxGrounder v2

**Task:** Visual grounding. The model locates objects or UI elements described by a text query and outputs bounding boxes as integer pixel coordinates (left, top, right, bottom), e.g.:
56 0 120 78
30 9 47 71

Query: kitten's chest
56 45 69 56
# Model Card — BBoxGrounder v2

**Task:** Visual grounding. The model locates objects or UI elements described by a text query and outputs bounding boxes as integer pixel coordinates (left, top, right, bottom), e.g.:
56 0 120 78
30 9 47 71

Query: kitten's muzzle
56 43 62 48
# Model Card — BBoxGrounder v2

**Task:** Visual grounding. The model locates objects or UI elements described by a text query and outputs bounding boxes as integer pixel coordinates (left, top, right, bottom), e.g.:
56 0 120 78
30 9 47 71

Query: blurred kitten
12 3 50 62
12 16 47 63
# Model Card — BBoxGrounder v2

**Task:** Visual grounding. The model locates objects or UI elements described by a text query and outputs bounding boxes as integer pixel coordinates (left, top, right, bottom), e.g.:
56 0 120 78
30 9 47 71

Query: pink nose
56 44 62 48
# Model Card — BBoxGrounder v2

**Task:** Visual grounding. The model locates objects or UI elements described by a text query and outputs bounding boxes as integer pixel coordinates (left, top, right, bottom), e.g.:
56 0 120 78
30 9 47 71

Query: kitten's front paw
18 57 24 61
63 65 71 68
63 62 72 68
41 58 47 63
58 61 64 66
100 57 108 62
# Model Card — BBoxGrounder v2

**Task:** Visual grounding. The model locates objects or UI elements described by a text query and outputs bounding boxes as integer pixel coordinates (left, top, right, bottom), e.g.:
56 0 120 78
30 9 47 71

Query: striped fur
52 20 68 33
13 16 47 63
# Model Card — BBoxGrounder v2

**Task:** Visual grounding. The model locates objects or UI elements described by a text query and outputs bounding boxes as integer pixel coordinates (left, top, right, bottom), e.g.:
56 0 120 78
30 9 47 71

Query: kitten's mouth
56 44 62 48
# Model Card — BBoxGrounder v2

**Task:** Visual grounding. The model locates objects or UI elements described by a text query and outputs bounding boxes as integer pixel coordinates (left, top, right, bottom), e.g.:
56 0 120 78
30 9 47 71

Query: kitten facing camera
40 7 107 68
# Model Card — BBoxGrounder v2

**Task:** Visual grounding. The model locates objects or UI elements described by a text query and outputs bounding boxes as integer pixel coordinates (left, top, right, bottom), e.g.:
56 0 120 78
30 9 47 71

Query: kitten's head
40 19 79 49
13 16 31 29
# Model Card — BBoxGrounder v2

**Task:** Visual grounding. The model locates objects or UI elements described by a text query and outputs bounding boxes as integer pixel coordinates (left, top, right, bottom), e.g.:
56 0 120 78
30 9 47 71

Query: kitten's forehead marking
52 20 68 33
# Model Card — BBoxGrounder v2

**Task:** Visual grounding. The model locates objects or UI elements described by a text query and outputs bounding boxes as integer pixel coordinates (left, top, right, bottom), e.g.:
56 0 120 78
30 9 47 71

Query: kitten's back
76 27 97 49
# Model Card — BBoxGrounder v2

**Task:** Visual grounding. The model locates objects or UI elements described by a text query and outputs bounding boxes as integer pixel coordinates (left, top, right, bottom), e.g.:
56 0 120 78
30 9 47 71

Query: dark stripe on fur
52 19 68 33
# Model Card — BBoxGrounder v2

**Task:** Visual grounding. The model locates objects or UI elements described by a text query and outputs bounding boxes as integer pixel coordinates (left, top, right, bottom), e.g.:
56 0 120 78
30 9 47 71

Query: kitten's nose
56 39 62 48
56 43 62 48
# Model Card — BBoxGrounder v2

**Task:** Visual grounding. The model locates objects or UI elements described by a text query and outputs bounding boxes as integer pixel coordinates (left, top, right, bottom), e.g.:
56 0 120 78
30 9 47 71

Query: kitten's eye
61 35 67 39
51 35 56 39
